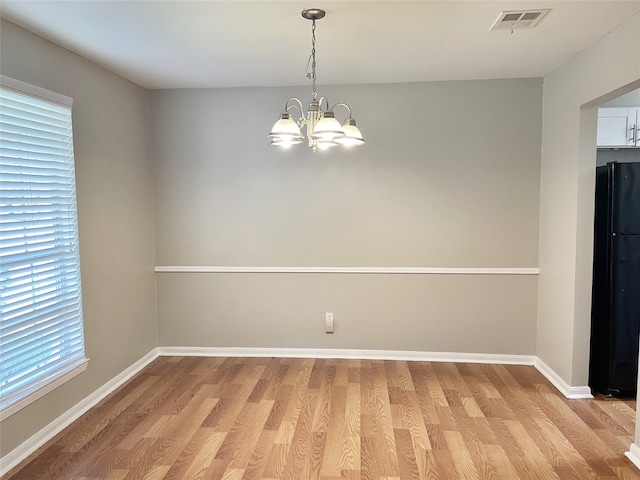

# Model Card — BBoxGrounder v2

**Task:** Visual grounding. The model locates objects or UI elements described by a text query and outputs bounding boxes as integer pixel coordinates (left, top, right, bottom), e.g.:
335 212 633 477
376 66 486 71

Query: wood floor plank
483 444 522 480
120 438 176 480
414 445 441 480
162 428 226 480
6 357 640 480
443 430 479 480
430 449 463 479
281 385 322 480
487 415 559 479
346 383 361 437
311 363 335 434
534 416 600 479
319 386 348 477
260 359 292 402
503 419 561 479
241 429 277 480
394 428 421 480
229 400 275 470
409 363 441 426
136 465 170 480
261 442 289 479
63 375 161 454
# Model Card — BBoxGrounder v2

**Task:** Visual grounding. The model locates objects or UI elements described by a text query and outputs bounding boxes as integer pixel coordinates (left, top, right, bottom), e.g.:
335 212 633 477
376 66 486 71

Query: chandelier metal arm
317 96 331 112
330 102 354 119
284 97 306 123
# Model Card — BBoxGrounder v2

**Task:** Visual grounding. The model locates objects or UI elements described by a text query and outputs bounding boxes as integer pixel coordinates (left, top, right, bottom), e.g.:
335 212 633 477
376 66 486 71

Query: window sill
0 358 90 421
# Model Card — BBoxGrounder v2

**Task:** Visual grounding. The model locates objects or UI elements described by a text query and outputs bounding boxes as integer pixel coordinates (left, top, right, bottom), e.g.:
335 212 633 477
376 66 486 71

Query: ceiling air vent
491 9 550 31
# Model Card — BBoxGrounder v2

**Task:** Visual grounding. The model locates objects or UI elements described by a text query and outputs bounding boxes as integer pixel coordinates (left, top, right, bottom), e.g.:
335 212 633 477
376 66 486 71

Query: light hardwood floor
4 356 640 480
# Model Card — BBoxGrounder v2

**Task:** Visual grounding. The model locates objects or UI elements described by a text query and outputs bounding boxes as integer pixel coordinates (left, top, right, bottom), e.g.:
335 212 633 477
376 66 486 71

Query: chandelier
268 8 365 152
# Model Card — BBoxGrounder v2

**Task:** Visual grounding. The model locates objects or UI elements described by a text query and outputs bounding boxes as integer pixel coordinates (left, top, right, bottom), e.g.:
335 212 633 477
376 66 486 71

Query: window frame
0 75 89 421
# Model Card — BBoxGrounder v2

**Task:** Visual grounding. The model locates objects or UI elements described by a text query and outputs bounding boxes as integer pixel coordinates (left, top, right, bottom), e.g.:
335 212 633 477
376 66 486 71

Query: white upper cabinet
597 107 639 147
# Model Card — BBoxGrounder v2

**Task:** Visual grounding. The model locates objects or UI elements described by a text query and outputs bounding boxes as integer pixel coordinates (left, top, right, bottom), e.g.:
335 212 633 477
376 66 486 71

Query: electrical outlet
325 312 334 333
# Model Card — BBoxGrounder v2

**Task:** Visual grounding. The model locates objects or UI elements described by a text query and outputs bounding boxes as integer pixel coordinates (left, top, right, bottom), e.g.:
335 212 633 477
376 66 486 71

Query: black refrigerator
589 161 640 397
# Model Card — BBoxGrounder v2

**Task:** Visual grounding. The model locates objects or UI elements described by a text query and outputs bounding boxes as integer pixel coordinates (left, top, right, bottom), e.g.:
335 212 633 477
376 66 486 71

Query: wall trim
0 348 159 478
159 348 592 400
1 357 89 422
158 346 537 365
534 357 593 399
154 266 540 275
625 443 640 471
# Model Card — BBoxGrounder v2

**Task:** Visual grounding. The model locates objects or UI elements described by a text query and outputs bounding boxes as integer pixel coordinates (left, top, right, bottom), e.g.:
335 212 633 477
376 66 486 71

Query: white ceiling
1 1 639 89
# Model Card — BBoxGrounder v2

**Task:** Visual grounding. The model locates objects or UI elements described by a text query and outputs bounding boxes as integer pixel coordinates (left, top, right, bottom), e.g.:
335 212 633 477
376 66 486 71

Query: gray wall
596 149 640 166
150 79 543 354
602 88 640 107
537 13 640 386
0 19 158 456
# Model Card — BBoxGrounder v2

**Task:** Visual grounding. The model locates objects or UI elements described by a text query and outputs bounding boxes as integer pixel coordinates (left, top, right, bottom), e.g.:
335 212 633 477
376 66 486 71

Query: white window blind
0 77 88 419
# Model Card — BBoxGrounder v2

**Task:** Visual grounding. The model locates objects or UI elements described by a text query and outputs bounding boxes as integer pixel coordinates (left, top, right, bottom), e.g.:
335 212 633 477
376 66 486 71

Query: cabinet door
598 108 632 146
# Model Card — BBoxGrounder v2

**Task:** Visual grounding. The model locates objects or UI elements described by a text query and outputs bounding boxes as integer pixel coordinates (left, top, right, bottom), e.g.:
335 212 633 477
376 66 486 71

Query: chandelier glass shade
268 8 364 152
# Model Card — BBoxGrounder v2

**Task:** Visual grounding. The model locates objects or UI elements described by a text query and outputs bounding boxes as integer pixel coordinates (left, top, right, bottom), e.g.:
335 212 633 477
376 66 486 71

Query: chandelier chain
311 19 317 99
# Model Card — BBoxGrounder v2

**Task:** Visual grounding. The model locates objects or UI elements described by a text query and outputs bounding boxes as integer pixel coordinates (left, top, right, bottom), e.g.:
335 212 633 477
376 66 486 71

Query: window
0 76 88 420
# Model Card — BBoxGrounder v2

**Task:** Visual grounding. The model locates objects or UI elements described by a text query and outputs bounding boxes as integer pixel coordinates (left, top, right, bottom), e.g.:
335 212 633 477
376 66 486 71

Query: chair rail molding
155 266 540 275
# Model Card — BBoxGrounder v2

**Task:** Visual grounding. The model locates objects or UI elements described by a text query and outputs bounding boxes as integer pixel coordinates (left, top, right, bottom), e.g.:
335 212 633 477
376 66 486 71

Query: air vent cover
491 9 550 31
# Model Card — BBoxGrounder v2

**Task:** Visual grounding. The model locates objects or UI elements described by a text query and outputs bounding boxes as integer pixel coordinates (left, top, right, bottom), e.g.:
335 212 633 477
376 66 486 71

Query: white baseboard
157 346 537 366
0 348 159 478
0 346 598 477
625 443 640 471
160 347 591 400
534 357 593 399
